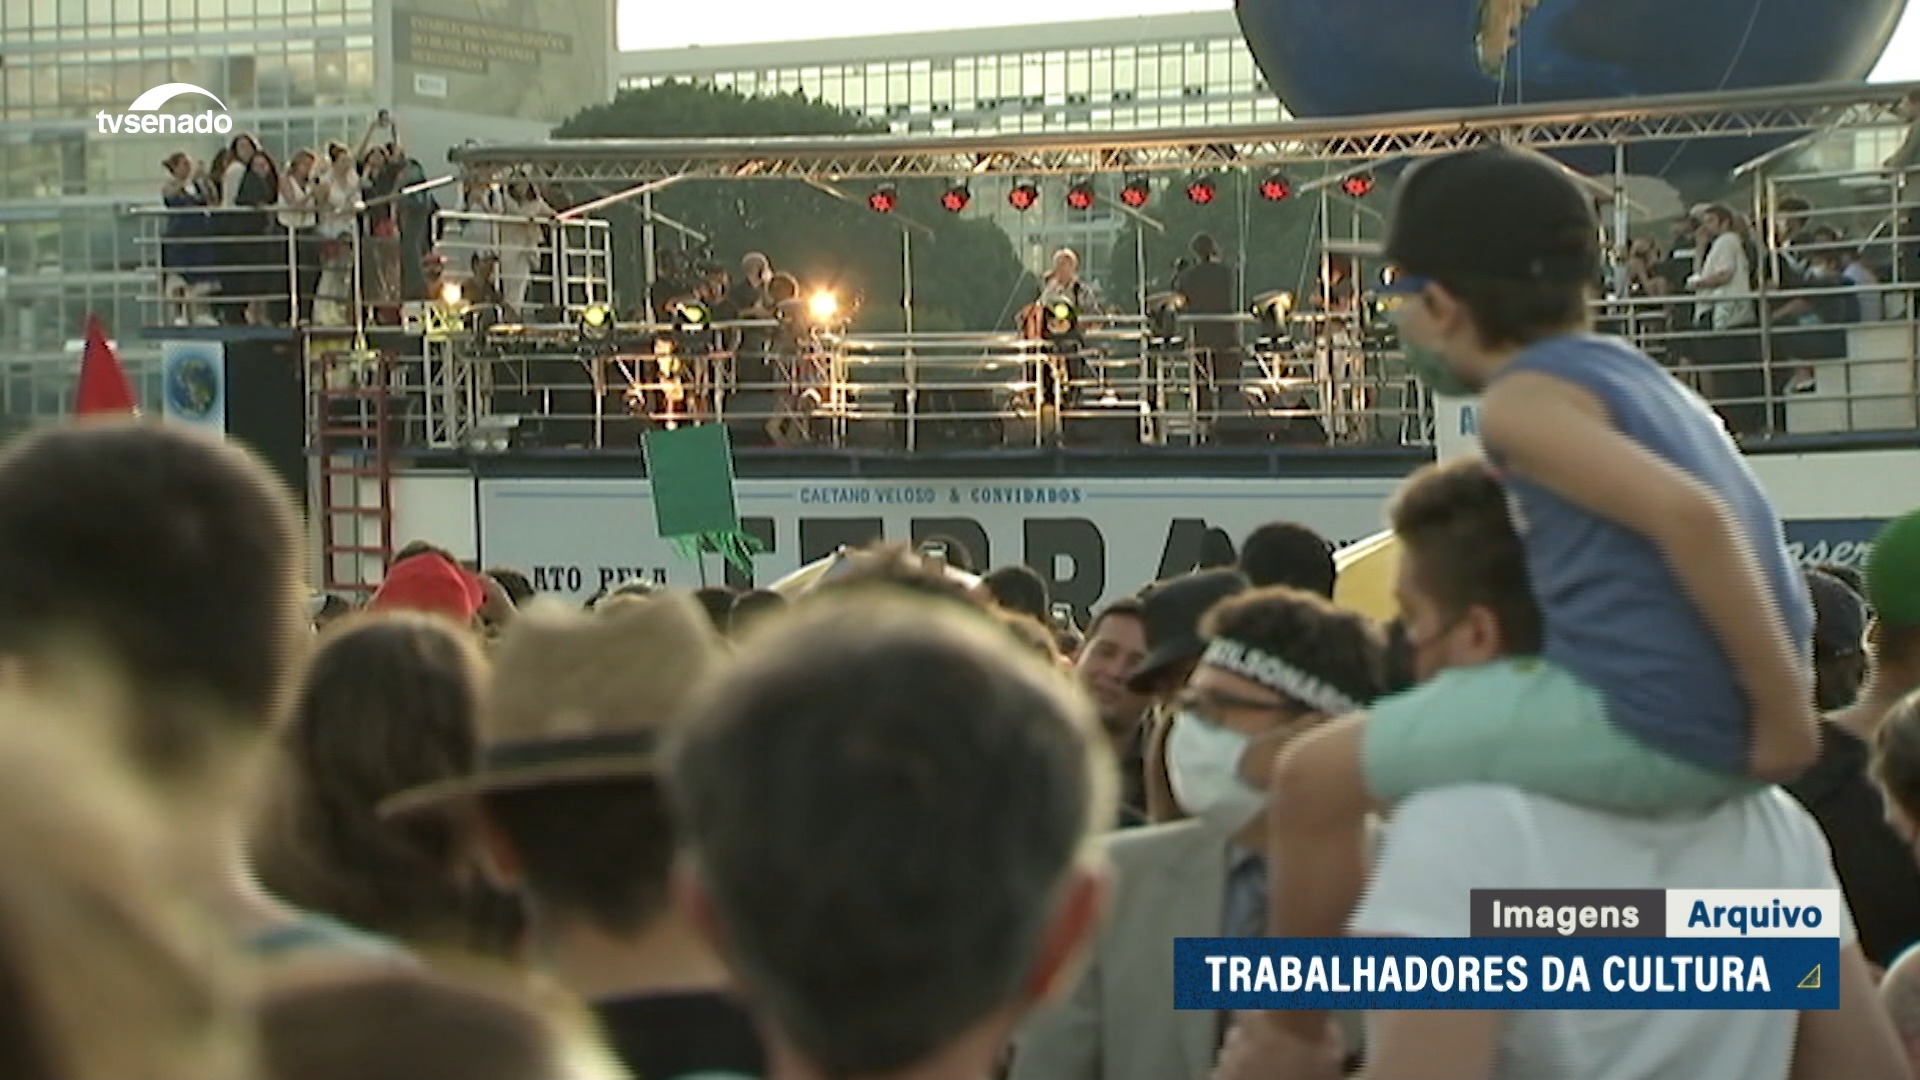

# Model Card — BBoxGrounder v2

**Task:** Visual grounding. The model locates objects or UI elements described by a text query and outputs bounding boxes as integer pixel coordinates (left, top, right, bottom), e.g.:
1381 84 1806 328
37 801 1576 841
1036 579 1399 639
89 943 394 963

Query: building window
908 58 930 104
1135 52 1158 94
1066 51 1089 96
996 54 1019 96
1160 52 1184 90
344 38 371 92
1228 47 1254 85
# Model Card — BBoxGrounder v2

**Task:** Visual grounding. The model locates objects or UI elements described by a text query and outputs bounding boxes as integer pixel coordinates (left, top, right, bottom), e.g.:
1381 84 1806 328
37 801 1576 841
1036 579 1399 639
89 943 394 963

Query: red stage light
1341 172 1376 198
867 184 898 213
1121 177 1151 207
1259 173 1292 201
1065 180 1095 210
940 184 971 212
1008 182 1039 211
1185 178 1216 204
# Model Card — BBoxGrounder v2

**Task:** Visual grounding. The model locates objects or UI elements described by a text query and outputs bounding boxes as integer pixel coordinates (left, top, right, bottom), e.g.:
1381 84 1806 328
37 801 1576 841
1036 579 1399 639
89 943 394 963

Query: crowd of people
33 144 1920 1080
1615 192 1897 436
157 113 553 331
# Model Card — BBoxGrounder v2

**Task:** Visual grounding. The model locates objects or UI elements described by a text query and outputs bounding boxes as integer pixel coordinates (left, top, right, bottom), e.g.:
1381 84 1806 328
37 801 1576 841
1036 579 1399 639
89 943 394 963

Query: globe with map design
1236 0 1909 173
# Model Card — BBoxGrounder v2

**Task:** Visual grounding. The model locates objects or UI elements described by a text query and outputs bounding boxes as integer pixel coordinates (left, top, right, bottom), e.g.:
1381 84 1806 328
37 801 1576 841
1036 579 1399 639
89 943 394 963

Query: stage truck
129 80 1920 615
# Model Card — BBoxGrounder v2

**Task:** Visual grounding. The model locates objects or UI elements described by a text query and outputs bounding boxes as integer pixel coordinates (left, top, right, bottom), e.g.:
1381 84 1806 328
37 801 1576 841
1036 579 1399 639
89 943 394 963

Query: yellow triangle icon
1798 966 1822 991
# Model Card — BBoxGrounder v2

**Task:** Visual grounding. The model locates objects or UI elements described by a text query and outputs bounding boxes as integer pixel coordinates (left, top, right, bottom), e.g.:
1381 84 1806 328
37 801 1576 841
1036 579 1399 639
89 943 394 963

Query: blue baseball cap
1380 270 1432 297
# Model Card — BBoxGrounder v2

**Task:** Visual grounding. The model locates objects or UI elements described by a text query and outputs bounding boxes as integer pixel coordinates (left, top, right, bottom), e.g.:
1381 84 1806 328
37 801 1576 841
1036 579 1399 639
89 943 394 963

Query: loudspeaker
224 335 306 510
1063 401 1142 448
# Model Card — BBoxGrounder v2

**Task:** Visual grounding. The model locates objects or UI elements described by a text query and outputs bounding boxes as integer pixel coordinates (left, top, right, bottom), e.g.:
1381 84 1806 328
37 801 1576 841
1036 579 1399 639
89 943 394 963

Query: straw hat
381 592 725 815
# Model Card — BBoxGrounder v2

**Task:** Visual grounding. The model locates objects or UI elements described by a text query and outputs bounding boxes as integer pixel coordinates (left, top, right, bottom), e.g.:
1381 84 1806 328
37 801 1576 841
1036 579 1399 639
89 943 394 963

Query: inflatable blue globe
1238 0 1908 163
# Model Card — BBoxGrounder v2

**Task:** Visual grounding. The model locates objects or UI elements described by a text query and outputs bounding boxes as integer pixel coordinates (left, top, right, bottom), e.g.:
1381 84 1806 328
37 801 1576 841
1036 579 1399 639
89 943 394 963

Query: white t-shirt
1353 784 1852 1080
1697 231 1757 330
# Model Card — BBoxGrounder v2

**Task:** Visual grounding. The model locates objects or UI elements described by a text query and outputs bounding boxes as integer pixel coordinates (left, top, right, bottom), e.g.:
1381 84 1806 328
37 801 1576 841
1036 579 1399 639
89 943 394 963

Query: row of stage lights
864 171 1374 215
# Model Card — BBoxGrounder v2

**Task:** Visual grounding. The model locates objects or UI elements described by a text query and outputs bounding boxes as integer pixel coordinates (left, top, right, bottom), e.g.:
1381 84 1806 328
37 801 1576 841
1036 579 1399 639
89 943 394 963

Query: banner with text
470 475 1892 617
392 0 611 122
1178 888 1842 1011
1175 936 1837 1011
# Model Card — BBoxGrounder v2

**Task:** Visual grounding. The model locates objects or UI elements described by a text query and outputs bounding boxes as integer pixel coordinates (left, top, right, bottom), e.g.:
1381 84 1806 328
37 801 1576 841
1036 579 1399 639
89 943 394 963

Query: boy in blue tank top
1261 146 1820 1042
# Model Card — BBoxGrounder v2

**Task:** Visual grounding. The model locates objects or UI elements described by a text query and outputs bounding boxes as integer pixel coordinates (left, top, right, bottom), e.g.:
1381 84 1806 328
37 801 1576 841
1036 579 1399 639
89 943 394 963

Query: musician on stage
1020 249 1106 411
1036 248 1101 312
1172 233 1242 422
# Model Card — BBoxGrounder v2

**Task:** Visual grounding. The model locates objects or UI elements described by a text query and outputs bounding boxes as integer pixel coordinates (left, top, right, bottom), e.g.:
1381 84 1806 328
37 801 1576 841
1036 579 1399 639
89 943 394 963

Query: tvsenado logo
96 83 234 136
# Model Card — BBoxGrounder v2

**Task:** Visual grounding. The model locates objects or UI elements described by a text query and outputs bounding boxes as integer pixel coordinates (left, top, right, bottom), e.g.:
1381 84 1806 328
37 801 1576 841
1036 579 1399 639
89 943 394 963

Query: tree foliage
554 82 1034 330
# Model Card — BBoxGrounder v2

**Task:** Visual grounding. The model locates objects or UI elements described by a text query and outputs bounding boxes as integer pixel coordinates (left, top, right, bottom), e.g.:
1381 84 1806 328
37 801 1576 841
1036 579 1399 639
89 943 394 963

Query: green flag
642 425 763 576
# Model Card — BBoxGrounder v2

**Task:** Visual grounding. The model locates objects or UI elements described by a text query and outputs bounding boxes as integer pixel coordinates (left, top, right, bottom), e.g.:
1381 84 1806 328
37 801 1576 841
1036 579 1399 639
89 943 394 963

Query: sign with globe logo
161 341 227 433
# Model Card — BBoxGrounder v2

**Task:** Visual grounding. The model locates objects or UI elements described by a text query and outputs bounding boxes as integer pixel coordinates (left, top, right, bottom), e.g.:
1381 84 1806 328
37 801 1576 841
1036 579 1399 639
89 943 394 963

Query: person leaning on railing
212 133 263 326
278 150 320 326
360 138 408 325
159 151 219 327
233 147 283 327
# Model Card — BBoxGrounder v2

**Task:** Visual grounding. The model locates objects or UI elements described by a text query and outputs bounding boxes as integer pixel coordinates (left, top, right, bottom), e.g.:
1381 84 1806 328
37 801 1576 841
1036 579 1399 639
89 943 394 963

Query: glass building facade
617 12 1282 292
619 14 1278 135
0 0 378 423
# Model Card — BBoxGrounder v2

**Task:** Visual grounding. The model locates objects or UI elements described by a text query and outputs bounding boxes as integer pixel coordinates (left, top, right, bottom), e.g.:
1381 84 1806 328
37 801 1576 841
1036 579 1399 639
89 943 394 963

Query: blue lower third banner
1174 937 1839 1011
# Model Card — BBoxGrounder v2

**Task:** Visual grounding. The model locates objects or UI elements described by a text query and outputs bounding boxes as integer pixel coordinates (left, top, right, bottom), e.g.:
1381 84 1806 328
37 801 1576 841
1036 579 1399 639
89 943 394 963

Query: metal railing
126 201 615 335
370 274 1914 454
103 191 1920 454
366 307 1431 453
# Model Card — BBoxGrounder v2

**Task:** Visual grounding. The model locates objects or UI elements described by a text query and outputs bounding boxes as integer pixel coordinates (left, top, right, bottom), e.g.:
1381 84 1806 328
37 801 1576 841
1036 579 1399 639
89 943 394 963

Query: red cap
369 554 484 623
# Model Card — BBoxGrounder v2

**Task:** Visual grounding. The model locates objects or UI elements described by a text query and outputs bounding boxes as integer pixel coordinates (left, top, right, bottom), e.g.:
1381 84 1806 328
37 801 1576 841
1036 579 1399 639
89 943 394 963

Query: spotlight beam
556 174 687 221
1107 195 1166 233
636 207 708 244
800 178 936 237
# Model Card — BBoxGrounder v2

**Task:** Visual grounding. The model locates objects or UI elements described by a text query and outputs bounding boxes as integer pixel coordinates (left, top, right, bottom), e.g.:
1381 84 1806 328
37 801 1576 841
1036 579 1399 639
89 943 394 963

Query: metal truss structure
457 80 1920 184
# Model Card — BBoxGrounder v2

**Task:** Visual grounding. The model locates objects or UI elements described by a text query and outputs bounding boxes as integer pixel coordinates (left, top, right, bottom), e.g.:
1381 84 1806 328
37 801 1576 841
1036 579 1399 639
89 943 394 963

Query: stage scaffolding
454 81 1920 184
120 81 1920 456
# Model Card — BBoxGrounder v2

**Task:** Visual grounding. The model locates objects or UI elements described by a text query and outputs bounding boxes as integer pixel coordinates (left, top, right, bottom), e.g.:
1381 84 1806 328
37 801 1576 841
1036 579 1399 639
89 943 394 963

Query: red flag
75 313 136 416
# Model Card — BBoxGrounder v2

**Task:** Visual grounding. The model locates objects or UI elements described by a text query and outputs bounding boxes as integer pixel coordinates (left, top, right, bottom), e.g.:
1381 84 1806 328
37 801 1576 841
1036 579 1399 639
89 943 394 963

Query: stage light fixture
1121 175 1151 208
807 290 840 323
579 302 612 341
438 281 464 307
1041 299 1079 341
1008 181 1040 211
1065 180 1095 211
940 183 971 212
670 300 711 332
1146 290 1186 338
1341 172 1376 198
1259 172 1293 201
1251 290 1295 338
1185 177 1216 205
867 183 898 213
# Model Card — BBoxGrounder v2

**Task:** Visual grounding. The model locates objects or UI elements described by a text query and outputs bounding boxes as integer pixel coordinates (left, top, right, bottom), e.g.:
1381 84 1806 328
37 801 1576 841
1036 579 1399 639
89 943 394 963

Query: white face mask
1165 710 1267 832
